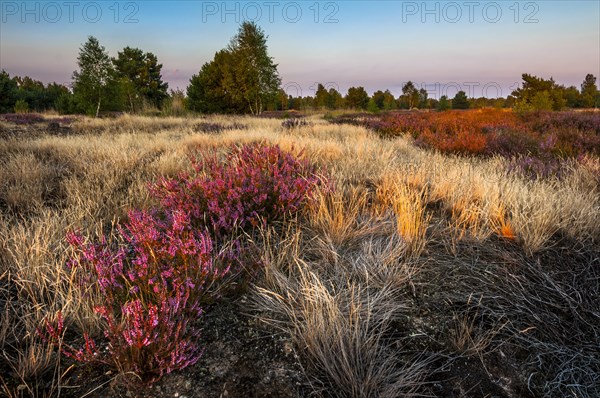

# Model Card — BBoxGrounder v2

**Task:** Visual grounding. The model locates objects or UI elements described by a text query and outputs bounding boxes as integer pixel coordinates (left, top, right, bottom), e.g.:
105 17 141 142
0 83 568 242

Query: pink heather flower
66 230 84 247
55 143 326 383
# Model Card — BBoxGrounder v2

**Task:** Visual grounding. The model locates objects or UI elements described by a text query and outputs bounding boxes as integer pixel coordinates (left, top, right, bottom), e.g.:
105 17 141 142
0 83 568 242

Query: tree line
1 37 171 116
281 73 599 112
1 21 598 116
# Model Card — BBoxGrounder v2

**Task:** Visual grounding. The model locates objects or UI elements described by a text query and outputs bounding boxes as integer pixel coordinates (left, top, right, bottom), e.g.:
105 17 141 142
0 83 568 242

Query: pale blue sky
1 1 599 98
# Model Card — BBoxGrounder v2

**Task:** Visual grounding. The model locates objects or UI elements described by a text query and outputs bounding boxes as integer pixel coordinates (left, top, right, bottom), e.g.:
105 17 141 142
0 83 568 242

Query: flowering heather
521 111 600 135
335 109 599 156
41 143 322 384
376 109 520 140
150 143 322 239
332 109 600 178
507 155 566 180
484 127 542 157
44 293 202 384
66 209 228 302
51 116 76 125
42 209 230 384
1 113 46 125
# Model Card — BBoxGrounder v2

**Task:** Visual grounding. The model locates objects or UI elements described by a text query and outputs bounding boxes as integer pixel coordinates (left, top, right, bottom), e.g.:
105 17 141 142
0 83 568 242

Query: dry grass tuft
254 228 432 397
375 173 431 257
0 153 56 215
305 186 374 248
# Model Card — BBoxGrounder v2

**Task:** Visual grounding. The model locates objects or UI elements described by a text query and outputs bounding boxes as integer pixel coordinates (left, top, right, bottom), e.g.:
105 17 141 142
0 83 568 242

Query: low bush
41 143 324 384
281 118 310 130
43 209 231 384
1 113 46 125
150 143 322 239
192 122 246 134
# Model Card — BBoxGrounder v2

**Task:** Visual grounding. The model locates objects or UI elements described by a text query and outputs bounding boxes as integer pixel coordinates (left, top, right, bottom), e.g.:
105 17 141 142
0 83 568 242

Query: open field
1 113 599 397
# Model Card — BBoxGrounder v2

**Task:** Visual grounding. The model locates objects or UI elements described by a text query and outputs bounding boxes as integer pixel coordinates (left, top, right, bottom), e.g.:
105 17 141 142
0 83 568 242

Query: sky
1 0 599 98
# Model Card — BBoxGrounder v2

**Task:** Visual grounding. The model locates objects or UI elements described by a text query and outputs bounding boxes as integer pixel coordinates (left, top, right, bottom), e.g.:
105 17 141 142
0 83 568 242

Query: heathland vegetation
1 21 599 398
1 112 599 397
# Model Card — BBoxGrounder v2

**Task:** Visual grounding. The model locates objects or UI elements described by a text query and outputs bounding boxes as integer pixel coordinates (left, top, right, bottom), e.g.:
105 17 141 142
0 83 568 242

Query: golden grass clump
375 173 431 257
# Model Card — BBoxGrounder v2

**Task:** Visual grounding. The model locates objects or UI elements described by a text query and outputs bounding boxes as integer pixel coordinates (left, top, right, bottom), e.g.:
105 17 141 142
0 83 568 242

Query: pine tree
0 70 18 113
580 74 598 108
114 47 169 111
452 91 470 109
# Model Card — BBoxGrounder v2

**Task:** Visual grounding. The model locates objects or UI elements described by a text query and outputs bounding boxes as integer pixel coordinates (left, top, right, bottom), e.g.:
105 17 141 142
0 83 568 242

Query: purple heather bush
42 143 324 384
507 155 566 180
42 209 228 384
484 127 541 157
150 142 322 239
1 113 46 124
521 111 600 135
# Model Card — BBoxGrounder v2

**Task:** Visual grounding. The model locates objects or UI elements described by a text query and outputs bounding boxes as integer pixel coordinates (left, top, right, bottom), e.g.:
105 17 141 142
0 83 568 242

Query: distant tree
72 36 116 117
327 87 343 109
418 88 428 109
372 90 386 110
367 98 379 113
563 85 582 108
370 89 397 111
551 86 567 110
505 95 516 108
452 91 469 109
580 74 598 108
437 95 450 111
0 73 68 112
382 90 397 110
275 89 288 111
314 83 329 109
302 96 315 110
55 91 79 114
227 22 281 114
345 86 369 110
0 70 18 113
45 82 71 110
492 98 507 108
401 81 420 109
513 73 552 100
114 46 169 111
470 97 490 109
288 95 301 110
14 76 46 111
531 91 554 111
14 99 29 113
187 50 240 113
187 22 280 115
511 73 565 111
